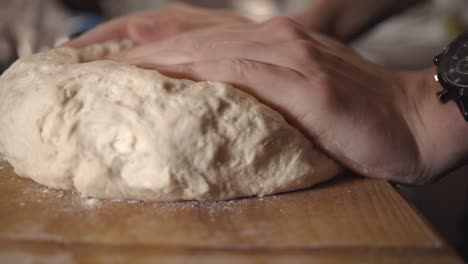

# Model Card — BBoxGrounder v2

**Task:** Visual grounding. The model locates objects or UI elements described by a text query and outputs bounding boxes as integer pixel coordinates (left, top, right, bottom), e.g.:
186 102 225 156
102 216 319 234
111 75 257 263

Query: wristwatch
434 32 468 121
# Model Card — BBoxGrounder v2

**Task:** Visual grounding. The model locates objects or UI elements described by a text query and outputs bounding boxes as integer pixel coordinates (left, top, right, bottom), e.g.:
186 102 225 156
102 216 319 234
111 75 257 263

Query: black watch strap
436 72 468 120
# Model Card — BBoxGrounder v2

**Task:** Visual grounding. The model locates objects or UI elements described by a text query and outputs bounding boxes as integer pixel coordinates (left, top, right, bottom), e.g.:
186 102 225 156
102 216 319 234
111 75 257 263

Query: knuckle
288 39 320 60
264 16 305 40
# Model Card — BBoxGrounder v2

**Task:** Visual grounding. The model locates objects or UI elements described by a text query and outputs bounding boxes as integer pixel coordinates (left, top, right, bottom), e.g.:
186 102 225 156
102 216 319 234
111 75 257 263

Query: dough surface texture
0 42 340 201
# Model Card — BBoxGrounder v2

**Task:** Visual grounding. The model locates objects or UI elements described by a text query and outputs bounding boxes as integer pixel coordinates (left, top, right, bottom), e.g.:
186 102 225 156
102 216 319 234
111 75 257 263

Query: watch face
441 33 468 87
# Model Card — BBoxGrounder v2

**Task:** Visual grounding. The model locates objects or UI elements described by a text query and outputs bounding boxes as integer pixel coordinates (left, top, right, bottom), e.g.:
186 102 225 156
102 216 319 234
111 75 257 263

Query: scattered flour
82 197 101 209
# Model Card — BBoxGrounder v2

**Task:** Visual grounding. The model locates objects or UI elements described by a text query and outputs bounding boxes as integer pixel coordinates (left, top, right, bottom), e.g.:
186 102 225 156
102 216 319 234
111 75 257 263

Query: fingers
64 16 132 48
108 24 267 61
64 12 168 48
108 16 314 61
113 38 330 79
63 2 246 49
111 41 272 65
141 59 306 118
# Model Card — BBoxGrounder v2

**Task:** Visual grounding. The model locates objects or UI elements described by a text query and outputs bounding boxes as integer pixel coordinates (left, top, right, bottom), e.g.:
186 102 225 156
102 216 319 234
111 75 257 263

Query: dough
0 41 340 201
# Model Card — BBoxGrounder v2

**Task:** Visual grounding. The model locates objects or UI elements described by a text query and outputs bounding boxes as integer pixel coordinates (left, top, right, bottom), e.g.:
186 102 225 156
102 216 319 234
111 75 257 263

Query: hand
65 2 250 48
109 17 468 184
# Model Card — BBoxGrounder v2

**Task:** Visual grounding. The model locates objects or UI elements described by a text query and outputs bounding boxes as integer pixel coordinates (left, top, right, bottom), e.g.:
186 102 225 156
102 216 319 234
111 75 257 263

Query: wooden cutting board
0 161 462 263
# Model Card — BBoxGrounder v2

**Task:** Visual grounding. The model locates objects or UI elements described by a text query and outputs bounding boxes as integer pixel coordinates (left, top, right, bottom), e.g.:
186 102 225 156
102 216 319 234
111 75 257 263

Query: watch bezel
436 32 468 87
435 32 468 121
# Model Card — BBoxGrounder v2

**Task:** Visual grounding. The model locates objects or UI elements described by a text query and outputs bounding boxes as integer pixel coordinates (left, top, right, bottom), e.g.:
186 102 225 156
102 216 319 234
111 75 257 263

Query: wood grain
0 161 462 263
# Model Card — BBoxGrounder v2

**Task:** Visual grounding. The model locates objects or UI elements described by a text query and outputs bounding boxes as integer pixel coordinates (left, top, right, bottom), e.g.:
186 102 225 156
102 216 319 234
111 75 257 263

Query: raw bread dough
0 41 340 201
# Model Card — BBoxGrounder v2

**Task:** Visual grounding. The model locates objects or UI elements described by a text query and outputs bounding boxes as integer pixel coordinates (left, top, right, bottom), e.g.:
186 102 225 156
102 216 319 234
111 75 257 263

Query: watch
434 32 468 121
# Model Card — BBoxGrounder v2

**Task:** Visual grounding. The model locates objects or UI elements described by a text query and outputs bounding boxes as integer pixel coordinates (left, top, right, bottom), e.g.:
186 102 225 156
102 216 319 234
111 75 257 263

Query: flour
83 198 101 209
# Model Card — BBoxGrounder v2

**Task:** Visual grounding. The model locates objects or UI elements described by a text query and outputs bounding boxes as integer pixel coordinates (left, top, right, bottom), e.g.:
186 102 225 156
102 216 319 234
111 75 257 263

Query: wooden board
0 161 462 263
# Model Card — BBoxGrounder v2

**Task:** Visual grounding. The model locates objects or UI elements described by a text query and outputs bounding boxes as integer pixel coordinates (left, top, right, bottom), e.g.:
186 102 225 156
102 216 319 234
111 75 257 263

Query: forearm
294 0 424 41
403 68 468 182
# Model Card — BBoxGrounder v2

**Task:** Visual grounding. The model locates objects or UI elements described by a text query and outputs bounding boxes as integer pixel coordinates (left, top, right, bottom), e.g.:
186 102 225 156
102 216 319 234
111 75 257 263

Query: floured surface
0 161 462 264
0 42 340 201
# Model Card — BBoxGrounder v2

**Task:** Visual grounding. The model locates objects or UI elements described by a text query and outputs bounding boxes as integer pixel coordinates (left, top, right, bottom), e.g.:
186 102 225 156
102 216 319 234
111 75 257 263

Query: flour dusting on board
5 160 281 213
2 161 287 252
1 160 123 210
82 197 101 209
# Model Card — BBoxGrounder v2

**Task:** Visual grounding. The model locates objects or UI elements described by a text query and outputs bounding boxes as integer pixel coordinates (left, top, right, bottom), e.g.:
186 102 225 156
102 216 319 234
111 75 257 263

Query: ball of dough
0 42 340 201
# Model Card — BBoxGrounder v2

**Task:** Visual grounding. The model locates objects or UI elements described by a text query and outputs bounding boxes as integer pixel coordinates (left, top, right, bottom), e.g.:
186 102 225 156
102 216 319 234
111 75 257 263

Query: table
0 161 463 263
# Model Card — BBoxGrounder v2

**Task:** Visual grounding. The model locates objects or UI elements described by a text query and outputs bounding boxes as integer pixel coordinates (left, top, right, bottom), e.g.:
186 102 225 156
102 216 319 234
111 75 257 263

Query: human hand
65 2 250 48
109 17 468 184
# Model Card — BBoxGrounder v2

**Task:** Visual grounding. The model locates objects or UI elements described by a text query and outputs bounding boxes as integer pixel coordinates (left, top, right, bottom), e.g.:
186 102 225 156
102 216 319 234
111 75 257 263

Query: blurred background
1 0 468 260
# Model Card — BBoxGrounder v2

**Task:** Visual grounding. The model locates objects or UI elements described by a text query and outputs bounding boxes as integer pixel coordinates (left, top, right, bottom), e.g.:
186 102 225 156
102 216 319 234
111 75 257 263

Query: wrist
403 68 468 183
